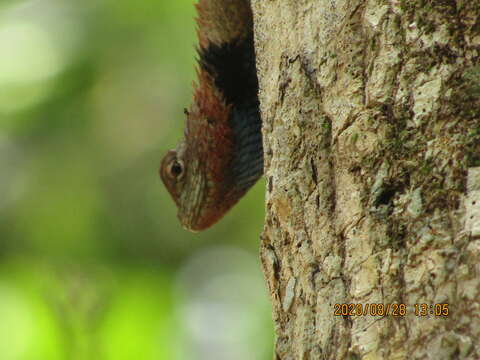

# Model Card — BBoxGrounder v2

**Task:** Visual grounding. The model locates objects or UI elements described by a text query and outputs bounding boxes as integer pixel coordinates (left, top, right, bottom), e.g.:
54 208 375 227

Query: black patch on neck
199 34 258 108
199 34 263 192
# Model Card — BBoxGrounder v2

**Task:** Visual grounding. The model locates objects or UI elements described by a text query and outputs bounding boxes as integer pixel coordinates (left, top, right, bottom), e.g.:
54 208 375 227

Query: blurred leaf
99 269 182 360
0 262 66 360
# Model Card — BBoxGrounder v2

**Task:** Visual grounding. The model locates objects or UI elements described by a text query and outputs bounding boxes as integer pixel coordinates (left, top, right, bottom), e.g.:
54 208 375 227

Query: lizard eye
167 159 184 180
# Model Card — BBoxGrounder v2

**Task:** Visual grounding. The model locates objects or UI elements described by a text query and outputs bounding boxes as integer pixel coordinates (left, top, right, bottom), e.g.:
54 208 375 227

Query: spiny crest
192 69 231 124
188 69 235 185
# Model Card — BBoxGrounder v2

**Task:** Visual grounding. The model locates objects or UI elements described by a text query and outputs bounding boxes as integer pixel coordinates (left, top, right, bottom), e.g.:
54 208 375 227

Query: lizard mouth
177 167 208 232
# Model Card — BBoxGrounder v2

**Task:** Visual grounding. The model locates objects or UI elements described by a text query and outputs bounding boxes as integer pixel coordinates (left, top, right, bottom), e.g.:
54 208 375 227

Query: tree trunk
252 0 480 358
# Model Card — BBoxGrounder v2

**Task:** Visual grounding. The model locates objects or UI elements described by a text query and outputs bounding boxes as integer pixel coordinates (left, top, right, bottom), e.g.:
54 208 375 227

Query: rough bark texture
253 0 480 358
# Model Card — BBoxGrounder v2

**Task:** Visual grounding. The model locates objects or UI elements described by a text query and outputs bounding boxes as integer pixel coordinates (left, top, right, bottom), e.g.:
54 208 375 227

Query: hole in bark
268 176 273 192
451 347 460 359
349 352 361 360
375 186 397 206
311 157 318 184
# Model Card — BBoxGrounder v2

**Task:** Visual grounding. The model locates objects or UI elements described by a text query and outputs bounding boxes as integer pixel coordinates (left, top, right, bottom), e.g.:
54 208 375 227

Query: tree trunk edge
253 0 480 358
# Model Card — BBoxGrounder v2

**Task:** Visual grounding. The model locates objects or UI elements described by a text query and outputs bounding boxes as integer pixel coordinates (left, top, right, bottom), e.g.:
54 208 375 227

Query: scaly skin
159 0 262 231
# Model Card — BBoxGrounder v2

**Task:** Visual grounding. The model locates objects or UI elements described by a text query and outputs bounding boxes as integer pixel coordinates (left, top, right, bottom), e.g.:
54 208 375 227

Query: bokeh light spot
0 20 64 113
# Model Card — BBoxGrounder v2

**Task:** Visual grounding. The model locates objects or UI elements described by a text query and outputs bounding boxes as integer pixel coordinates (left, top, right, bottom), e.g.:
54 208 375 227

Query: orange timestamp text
333 303 449 317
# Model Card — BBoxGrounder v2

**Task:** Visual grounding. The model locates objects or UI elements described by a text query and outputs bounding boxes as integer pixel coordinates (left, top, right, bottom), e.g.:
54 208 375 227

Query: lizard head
160 142 205 232
160 137 232 232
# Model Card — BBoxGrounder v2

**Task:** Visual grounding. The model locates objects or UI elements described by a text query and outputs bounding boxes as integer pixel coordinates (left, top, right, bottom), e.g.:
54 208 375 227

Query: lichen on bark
253 0 480 358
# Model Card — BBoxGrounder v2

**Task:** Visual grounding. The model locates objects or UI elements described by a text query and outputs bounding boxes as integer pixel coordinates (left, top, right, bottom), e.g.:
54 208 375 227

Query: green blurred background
0 0 272 359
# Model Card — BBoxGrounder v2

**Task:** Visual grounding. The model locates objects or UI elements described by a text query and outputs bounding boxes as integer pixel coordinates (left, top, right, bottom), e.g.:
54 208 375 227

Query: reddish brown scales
195 0 252 48
160 0 262 231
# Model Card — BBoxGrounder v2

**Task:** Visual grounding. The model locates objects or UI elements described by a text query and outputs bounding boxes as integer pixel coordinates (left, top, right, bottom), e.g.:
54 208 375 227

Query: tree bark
252 0 480 358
